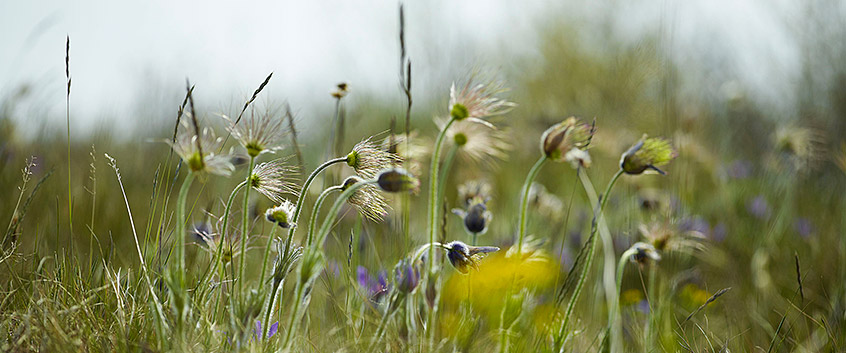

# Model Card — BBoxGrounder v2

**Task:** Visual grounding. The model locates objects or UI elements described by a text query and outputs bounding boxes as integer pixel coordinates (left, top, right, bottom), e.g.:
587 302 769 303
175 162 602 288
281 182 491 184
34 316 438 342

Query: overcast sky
1 0 839 138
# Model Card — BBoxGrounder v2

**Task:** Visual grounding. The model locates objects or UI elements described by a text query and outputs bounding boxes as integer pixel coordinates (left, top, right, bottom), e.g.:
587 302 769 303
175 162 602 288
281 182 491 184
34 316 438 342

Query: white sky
0 0 839 138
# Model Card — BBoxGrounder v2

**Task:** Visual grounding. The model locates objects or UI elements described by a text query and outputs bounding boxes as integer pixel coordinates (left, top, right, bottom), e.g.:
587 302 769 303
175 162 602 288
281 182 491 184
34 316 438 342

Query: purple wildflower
727 160 752 179
746 195 771 220
712 222 728 242
794 218 814 239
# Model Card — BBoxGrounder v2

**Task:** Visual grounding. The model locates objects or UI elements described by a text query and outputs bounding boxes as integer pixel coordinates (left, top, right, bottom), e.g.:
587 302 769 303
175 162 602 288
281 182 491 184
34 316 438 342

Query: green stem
175 172 195 281
261 278 283 341
556 168 623 349
284 157 348 255
283 180 375 350
610 247 638 352
212 180 246 323
307 186 342 247
425 117 456 345
436 144 458 212
516 156 547 255
258 226 279 286
239 156 256 297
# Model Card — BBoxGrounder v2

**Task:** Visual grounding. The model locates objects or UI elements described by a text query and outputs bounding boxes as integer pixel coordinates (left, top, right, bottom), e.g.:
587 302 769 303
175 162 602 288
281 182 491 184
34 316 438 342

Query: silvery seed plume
167 119 234 176
346 136 402 179
342 176 390 222
223 107 287 157
448 74 515 123
250 158 299 203
437 116 512 167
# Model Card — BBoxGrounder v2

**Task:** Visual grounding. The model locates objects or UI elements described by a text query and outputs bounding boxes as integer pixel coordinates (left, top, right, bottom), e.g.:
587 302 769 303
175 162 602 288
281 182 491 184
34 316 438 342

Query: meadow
1 6 846 353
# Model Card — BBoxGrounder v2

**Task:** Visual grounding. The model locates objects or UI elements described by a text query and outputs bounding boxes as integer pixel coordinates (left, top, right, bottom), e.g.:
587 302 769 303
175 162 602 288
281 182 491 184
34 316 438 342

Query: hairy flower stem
175 172 195 284
258 226 279 286
609 247 639 352
284 157 347 255
578 169 623 353
555 168 623 350
261 278 283 341
516 156 548 255
283 180 375 350
436 144 458 212
238 156 256 298
307 186 343 246
369 293 404 351
425 116 456 344
211 180 246 323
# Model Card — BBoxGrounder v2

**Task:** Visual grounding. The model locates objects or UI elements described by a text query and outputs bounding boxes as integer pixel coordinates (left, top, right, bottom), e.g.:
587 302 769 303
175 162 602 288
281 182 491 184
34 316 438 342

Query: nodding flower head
346 137 402 179
773 125 824 172
445 240 500 274
457 180 491 208
265 200 296 229
342 176 390 222
394 259 421 294
357 265 388 302
628 242 661 265
448 75 515 122
376 168 419 193
249 158 299 203
224 107 287 157
540 117 595 163
452 198 492 235
167 119 234 176
620 135 676 175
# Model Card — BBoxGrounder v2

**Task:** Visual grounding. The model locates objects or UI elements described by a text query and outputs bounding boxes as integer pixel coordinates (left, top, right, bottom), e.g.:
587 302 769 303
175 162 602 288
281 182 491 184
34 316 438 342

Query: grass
1 10 846 353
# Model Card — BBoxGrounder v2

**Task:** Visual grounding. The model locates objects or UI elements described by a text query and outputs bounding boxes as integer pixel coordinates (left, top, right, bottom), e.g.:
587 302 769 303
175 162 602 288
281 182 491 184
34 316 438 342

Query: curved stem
238 156 256 297
610 247 638 352
556 168 624 349
307 186 343 247
284 157 348 255
516 156 547 255
425 117 456 345
283 180 376 350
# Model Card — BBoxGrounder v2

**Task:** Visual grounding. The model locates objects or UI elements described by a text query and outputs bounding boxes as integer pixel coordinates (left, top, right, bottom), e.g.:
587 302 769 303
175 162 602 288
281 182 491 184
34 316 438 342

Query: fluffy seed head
265 200 297 229
448 75 514 123
342 176 390 222
250 158 299 203
167 119 234 176
540 117 595 162
438 117 512 166
346 136 402 179
224 107 287 157
620 135 677 175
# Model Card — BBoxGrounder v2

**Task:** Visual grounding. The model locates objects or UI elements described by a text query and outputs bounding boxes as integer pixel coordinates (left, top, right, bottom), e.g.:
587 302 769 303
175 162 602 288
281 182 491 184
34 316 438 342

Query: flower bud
376 168 419 193
620 135 676 175
265 200 296 229
540 117 594 162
